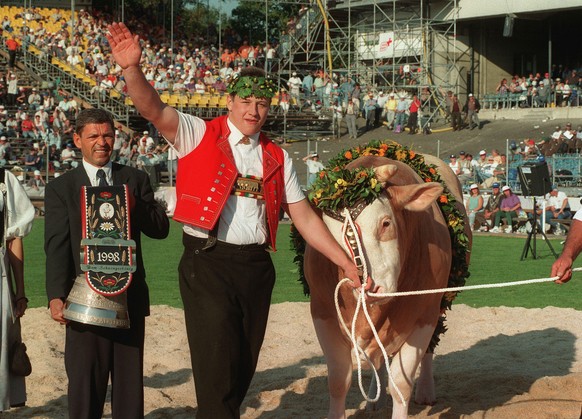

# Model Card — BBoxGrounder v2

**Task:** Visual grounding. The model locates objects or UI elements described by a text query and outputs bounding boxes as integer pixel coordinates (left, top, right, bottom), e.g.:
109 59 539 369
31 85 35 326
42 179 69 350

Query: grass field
25 219 582 310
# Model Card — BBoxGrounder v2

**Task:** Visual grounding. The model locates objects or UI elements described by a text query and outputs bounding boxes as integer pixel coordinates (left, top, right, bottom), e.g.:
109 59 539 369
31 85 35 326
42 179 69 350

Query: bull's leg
414 352 436 405
365 363 388 412
313 318 353 419
388 325 434 419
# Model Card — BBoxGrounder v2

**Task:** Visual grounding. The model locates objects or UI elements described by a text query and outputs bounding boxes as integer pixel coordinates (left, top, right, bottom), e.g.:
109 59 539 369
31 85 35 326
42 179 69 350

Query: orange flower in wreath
409 150 416 159
439 195 448 204
319 171 326 179
344 151 353 159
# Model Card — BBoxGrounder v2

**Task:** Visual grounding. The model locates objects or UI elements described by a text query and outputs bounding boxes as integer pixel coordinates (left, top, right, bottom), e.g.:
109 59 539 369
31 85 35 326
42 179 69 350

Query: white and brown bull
304 154 471 418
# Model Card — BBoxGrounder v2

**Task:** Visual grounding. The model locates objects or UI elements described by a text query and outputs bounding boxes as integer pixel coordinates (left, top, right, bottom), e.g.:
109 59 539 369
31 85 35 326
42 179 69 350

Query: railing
481 90 581 110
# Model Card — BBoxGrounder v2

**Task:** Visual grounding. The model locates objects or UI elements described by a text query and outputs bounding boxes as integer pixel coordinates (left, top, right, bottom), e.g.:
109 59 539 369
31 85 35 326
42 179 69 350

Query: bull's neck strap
340 208 367 282
80 185 136 296
323 199 368 222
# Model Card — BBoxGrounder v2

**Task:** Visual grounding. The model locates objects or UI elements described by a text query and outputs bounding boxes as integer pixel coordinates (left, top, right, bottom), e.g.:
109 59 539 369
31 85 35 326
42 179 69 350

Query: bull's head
323 164 443 294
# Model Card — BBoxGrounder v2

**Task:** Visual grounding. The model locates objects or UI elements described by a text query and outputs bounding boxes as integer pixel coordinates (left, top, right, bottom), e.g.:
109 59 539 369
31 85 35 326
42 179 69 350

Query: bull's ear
389 182 444 212
374 164 398 185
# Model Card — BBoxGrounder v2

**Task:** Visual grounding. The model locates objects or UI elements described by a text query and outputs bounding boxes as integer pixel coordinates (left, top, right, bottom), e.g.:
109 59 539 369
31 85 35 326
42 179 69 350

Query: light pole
264 0 268 72
170 0 174 66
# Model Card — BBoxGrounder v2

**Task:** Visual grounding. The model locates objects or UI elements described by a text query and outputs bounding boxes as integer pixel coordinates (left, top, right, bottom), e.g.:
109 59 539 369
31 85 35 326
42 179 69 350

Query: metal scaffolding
277 0 463 125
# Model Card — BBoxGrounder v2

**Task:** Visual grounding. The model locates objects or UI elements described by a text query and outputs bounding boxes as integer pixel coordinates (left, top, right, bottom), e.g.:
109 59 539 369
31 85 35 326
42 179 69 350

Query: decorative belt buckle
233 174 264 200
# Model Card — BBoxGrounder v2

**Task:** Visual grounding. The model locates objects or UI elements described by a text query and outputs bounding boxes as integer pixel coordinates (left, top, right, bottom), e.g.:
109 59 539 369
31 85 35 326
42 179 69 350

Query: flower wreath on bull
291 140 470 351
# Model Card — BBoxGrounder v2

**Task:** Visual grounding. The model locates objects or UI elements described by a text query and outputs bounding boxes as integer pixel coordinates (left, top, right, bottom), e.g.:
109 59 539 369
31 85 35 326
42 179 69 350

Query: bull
303 153 471 418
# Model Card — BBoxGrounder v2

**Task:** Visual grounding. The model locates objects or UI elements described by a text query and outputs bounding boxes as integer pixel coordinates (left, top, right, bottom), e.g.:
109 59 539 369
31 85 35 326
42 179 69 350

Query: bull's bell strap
232 174 264 200
80 185 136 296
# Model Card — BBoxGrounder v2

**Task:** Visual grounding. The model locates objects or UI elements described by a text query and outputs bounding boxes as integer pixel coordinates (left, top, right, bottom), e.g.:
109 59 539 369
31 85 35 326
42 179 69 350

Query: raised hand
106 22 142 70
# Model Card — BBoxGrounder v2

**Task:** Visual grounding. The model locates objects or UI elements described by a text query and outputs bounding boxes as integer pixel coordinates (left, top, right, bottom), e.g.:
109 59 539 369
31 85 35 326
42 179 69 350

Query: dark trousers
65 318 146 419
8 50 16 68
179 234 275 418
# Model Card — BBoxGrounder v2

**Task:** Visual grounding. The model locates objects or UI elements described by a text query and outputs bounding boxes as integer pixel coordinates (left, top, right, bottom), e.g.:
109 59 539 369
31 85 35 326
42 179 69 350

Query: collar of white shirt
83 160 113 187
227 118 260 147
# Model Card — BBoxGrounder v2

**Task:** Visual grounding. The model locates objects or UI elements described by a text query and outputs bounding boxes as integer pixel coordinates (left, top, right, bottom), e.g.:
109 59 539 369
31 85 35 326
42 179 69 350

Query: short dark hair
239 66 265 79
75 108 114 135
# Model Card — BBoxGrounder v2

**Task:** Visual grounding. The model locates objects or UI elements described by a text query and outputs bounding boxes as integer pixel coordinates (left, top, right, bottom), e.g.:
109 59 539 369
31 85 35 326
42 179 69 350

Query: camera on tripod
517 161 557 260
517 161 551 197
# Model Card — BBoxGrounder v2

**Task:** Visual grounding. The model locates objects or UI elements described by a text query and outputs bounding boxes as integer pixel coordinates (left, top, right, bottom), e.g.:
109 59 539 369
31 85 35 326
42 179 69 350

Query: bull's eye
382 220 391 228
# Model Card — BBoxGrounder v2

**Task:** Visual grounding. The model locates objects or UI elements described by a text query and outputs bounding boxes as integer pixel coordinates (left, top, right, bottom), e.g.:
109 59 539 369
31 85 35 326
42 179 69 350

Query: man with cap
393 94 408 133
107 22 362 417
457 151 473 184
491 185 521 233
27 88 41 111
384 92 398 129
139 130 155 151
463 93 481 130
536 80 550 107
288 71 302 105
448 154 461 176
60 141 78 169
364 91 378 131
480 182 503 231
302 152 325 188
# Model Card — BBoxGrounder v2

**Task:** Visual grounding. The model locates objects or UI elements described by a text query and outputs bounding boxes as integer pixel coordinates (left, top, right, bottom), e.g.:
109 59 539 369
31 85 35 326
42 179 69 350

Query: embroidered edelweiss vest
173 115 285 250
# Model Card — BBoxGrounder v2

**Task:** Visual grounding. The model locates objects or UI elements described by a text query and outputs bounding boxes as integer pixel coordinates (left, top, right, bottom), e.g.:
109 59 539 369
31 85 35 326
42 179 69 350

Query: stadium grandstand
1 0 582 198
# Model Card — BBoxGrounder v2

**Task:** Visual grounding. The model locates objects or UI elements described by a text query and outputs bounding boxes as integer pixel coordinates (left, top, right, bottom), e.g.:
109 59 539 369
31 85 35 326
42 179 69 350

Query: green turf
24 220 581 310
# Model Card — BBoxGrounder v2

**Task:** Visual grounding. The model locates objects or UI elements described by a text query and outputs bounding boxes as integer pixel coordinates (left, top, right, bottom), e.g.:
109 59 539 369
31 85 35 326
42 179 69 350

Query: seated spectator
60 141 78 170
465 183 484 231
491 185 521 233
457 151 473 184
48 143 61 169
479 182 503 231
448 153 461 176
24 147 42 172
118 140 131 165
28 87 41 111
20 113 37 141
27 169 45 190
4 115 21 137
0 136 9 166
544 185 572 235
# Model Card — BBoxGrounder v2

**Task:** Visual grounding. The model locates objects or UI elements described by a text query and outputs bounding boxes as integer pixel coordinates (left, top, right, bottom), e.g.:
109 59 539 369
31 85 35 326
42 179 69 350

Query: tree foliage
230 0 298 45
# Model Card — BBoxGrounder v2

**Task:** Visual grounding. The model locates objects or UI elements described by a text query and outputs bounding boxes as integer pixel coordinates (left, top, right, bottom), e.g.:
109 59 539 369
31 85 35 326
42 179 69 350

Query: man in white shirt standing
287 71 302 107
107 22 362 418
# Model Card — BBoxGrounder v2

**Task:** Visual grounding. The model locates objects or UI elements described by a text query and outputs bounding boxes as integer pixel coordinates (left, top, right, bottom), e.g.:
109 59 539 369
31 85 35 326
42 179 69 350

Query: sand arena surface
6 303 582 418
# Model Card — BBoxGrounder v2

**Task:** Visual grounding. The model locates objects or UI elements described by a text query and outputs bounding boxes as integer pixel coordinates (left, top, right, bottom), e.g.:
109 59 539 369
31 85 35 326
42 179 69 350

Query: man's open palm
106 22 141 69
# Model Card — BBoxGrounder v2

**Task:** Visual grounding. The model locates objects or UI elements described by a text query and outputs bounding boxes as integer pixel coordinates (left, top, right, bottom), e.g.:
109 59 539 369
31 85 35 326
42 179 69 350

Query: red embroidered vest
173 116 285 250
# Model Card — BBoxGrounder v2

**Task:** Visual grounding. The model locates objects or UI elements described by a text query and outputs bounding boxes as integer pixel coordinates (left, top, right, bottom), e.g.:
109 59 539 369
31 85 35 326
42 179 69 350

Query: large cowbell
64 185 136 329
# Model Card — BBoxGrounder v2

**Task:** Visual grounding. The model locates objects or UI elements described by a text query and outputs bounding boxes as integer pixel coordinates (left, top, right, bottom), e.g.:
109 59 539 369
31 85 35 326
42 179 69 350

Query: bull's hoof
414 380 436 406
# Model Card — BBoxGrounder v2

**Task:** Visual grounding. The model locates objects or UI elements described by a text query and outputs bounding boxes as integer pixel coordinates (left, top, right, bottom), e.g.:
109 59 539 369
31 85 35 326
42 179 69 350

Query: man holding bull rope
107 22 362 418
551 208 582 284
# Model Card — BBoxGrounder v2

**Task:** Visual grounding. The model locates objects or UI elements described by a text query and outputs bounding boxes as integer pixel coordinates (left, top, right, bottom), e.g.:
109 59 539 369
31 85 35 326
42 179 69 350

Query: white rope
335 209 406 406
366 267 582 298
334 206 580 407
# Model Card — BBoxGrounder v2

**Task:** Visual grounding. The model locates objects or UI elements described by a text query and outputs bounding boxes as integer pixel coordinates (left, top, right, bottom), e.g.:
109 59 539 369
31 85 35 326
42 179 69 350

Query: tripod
520 197 558 260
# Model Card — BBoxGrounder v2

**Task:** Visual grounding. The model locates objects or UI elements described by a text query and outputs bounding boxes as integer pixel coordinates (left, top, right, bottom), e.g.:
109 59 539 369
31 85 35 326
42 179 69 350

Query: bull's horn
374 164 398 183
